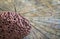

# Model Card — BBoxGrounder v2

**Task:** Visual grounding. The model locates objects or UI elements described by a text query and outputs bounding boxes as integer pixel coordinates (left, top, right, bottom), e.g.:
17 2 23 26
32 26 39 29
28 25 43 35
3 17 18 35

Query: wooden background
0 0 60 39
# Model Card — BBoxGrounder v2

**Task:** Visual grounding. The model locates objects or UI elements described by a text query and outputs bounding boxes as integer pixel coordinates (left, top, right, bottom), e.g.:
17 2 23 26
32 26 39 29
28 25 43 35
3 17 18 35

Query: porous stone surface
0 11 31 39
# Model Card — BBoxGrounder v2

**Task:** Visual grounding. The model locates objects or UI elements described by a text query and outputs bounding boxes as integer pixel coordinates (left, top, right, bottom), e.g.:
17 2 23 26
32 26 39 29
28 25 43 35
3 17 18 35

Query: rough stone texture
0 11 31 39
0 0 60 39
